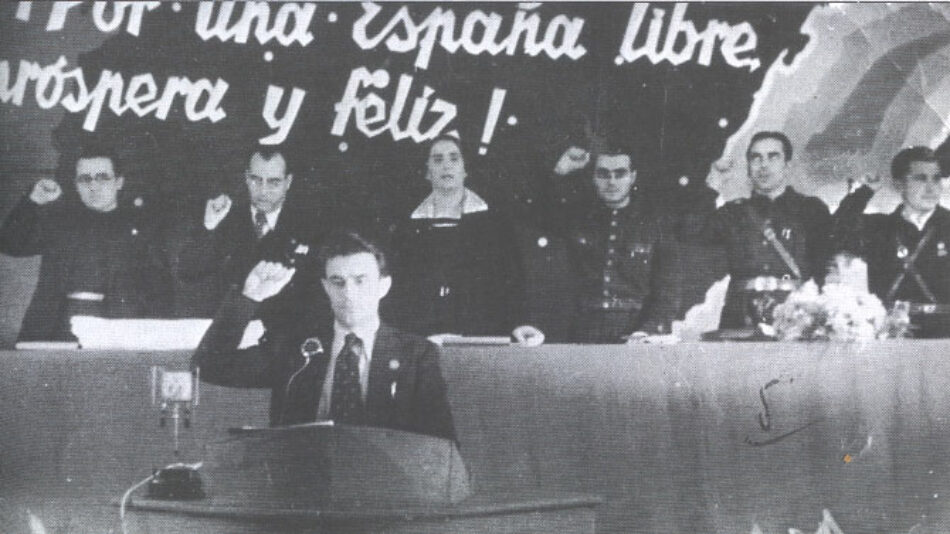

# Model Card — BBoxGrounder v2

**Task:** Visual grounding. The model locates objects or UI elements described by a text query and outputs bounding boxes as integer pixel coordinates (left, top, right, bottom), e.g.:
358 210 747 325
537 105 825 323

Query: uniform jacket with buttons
832 185 950 305
691 187 832 328
527 171 678 334
0 195 170 341
567 199 663 321
193 291 457 442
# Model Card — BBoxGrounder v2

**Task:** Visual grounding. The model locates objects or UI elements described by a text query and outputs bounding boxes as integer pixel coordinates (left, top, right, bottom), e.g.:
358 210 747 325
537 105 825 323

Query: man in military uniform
549 144 671 343
0 145 169 341
692 131 832 330
833 146 950 337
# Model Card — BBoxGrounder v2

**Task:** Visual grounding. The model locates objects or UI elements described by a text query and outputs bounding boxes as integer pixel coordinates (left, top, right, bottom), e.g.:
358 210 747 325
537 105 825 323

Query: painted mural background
2 2 950 344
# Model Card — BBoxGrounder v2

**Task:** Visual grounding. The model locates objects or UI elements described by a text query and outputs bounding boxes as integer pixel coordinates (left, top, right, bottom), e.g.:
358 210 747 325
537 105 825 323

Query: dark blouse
384 210 524 337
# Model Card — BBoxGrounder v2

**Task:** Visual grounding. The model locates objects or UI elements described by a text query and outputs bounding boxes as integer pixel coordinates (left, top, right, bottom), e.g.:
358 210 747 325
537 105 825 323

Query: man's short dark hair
891 146 939 182
316 230 389 278
248 145 288 171
77 143 121 175
747 131 793 161
936 137 950 177
590 141 635 170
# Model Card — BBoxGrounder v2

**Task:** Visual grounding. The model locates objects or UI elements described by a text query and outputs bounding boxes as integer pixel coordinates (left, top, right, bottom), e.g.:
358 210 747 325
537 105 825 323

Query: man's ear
115 176 125 190
286 173 293 185
378 275 392 299
320 278 331 296
630 170 637 184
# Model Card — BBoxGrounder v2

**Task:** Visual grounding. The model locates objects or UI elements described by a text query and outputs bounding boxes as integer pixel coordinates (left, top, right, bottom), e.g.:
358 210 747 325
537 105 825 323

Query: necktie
330 333 365 424
253 209 268 239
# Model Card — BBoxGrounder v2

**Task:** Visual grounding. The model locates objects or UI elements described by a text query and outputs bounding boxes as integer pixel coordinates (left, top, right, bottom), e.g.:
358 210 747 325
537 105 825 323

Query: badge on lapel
938 242 947 257
896 245 909 259
781 228 792 240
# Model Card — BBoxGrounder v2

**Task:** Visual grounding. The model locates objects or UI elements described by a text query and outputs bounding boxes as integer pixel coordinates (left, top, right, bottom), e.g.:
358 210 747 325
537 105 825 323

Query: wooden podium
127 424 599 533
204 423 471 508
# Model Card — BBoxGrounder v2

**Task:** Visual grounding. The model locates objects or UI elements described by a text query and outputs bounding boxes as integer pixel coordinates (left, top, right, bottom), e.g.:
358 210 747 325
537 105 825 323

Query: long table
3 342 950 533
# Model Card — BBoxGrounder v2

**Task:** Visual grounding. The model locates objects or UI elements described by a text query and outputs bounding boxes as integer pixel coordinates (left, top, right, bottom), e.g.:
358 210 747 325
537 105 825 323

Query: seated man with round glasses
0 144 170 341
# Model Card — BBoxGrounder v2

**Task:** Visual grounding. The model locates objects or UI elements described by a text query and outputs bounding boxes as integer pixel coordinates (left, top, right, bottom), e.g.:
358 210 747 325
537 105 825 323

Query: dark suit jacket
167 196 329 328
192 291 457 442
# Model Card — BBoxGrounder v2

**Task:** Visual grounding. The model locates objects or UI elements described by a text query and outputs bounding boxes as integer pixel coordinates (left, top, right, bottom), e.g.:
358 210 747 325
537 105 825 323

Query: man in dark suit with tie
168 145 326 323
192 230 457 442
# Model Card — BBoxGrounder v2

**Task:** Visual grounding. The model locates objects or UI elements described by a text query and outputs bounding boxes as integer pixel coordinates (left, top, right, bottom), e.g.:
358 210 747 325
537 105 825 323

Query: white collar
901 206 935 231
332 319 379 361
410 188 489 219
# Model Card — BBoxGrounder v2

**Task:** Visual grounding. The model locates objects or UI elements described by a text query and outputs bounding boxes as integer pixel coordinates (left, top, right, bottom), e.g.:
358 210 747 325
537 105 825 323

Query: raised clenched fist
554 146 591 176
511 325 545 347
856 173 884 193
204 194 232 230
243 261 295 303
29 179 63 205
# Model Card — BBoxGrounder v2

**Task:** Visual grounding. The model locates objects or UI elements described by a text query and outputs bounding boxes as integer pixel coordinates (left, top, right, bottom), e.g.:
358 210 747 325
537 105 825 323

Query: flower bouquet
768 255 910 341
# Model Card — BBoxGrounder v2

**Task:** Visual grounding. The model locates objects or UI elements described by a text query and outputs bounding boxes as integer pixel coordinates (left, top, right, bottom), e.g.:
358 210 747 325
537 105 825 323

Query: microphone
300 336 324 363
280 336 324 425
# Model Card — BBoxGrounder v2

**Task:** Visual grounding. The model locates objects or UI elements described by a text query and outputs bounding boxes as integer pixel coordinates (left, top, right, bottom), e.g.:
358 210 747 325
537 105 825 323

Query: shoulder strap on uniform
886 225 938 303
745 203 802 279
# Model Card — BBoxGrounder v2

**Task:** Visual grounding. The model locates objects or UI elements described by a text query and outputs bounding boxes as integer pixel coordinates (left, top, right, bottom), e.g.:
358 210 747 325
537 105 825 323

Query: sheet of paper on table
438 335 512 346
229 420 335 435
70 316 213 350
14 341 81 350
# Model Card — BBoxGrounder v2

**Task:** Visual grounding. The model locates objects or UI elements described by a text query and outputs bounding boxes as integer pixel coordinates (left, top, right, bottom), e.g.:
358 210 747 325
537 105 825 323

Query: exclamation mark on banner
15 2 32 21
479 88 507 155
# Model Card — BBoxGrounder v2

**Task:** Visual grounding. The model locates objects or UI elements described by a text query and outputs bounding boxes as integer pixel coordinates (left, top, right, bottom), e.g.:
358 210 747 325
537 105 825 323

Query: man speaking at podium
193 230 456 442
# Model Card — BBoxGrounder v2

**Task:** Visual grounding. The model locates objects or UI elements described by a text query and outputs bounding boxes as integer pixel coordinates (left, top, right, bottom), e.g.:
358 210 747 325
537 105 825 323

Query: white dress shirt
901 206 935 232
315 319 379 420
251 205 282 237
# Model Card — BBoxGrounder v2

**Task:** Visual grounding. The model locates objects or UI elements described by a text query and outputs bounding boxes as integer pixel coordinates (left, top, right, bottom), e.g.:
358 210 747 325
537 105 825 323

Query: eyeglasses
594 168 631 180
75 173 116 184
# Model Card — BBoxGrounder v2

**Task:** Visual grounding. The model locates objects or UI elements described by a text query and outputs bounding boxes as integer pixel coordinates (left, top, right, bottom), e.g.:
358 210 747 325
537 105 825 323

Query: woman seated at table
385 134 543 346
